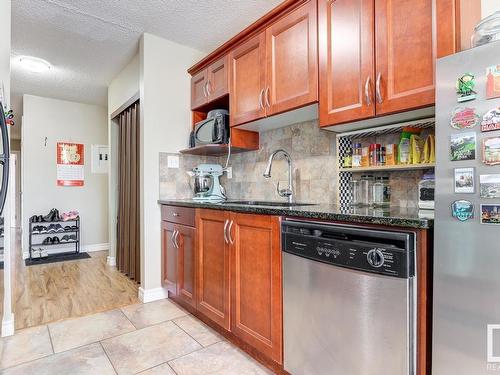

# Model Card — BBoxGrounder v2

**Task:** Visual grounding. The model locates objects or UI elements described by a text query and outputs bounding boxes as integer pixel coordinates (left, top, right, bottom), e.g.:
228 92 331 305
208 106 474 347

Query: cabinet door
196 209 231 330
229 213 282 364
318 0 375 127
266 0 318 116
176 224 196 308
207 56 229 101
161 221 177 296
229 33 267 127
191 69 208 110
375 0 435 115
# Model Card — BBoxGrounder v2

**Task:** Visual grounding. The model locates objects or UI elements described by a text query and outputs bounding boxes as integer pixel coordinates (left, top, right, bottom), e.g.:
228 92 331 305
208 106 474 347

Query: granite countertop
158 199 434 229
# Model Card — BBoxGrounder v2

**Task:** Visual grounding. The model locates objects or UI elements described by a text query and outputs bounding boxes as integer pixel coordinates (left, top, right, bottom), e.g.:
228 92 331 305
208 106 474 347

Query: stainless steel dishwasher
282 219 416 375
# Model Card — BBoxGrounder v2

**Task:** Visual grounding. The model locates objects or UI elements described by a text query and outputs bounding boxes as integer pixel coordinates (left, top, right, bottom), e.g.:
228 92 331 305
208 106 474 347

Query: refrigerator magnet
482 136 500 165
450 107 480 129
450 132 476 161
486 65 500 100
454 167 475 194
456 73 477 102
480 107 500 132
480 174 500 199
451 200 474 222
480 204 500 225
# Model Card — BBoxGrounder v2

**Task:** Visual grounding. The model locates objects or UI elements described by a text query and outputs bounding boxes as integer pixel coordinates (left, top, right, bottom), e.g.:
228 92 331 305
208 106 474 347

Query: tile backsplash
159 119 427 206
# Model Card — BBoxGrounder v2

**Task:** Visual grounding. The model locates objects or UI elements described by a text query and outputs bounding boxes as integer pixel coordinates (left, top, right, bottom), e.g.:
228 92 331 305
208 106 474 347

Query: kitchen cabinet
195 209 231 330
191 55 229 110
318 0 375 125
319 0 458 127
175 224 196 308
161 221 177 296
229 213 282 364
230 0 317 127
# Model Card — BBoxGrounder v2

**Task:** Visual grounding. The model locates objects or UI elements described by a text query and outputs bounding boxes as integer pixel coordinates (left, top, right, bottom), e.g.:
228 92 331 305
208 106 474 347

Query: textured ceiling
11 0 282 107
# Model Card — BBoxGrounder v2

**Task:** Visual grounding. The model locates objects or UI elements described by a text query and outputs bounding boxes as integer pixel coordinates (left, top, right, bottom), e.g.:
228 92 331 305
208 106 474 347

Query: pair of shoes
42 236 61 245
47 224 64 233
33 225 48 234
43 208 60 222
30 215 44 223
61 210 79 221
64 225 78 231
60 234 77 242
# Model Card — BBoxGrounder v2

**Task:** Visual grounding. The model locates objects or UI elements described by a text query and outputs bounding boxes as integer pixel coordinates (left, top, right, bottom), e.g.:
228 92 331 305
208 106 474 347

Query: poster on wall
56 142 84 186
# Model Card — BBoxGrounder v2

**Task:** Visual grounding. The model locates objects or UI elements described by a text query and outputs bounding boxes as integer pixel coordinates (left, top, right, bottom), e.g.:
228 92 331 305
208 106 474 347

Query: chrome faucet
263 149 293 203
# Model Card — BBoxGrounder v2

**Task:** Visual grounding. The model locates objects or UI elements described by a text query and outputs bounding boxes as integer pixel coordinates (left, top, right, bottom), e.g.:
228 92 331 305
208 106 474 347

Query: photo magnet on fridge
480 174 500 199
481 107 500 132
482 136 500 165
486 65 500 100
450 132 476 161
451 200 474 222
454 167 475 194
480 204 500 225
451 107 480 129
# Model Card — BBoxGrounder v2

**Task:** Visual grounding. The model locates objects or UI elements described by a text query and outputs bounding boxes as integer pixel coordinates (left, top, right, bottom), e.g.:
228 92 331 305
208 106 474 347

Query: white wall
107 53 140 266
139 33 204 295
482 0 500 18
22 95 108 255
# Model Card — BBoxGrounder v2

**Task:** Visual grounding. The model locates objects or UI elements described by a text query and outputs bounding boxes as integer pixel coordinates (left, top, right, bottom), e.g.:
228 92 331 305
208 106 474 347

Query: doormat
25 252 90 266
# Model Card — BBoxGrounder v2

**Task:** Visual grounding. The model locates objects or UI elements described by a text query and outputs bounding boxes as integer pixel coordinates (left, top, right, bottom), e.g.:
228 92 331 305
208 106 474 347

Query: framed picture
454 167 475 193
480 174 500 199
480 204 500 225
486 65 500 100
450 132 476 161
483 136 500 165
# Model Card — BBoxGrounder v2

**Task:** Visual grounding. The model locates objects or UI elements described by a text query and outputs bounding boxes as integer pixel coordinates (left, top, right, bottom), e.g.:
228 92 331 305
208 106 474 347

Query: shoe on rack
42 237 52 245
68 234 77 241
47 224 56 233
60 235 70 242
52 236 60 244
54 224 64 232
40 249 48 258
32 249 42 259
30 215 38 223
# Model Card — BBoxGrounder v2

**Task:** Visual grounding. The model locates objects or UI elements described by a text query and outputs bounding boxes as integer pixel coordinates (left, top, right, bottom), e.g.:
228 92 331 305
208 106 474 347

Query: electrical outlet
226 167 233 179
167 155 179 169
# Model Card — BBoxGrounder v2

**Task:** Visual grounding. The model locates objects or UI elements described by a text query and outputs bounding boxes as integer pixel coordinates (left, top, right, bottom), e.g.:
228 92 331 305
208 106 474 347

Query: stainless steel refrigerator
433 41 500 374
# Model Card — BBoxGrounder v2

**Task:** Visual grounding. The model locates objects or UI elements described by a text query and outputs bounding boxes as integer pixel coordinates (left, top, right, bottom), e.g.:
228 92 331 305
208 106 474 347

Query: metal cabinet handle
171 231 176 248
258 89 265 110
375 72 383 104
265 86 271 108
206 80 212 96
173 230 180 249
223 219 229 244
228 220 234 245
202 82 207 97
172 212 179 217
364 76 372 106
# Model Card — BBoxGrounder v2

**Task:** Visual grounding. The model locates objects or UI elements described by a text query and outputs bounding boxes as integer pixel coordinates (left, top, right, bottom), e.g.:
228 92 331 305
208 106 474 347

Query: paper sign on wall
57 142 84 186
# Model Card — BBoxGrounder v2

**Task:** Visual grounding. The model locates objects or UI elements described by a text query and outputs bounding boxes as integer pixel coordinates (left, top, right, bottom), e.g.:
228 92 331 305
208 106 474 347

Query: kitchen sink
225 200 316 207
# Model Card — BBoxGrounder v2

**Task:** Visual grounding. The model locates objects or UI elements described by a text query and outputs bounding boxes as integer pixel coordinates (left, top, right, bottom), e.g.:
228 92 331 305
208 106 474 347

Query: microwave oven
190 109 230 147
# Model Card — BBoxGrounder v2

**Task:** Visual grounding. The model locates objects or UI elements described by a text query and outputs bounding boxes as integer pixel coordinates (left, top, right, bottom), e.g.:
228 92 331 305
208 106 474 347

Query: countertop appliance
433 41 500 374
282 219 416 375
189 164 225 201
189 109 229 148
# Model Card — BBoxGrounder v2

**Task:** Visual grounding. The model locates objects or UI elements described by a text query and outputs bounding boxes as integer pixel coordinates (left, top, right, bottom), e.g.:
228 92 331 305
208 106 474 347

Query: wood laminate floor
0 231 139 330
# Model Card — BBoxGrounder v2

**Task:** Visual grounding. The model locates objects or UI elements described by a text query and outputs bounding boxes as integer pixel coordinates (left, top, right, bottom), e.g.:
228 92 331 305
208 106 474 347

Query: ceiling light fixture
18 56 52 73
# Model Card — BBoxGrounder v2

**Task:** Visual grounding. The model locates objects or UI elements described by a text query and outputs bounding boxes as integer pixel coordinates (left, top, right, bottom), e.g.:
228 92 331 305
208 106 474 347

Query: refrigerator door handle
0 101 10 216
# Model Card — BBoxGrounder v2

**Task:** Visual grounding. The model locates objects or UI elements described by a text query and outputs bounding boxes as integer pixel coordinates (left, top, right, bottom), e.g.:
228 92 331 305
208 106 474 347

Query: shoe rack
28 217 80 260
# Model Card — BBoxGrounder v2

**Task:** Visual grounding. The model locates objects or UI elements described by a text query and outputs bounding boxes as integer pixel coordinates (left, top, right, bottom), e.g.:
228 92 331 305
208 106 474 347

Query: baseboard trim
106 256 116 267
22 243 110 259
1 313 15 337
138 287 168 303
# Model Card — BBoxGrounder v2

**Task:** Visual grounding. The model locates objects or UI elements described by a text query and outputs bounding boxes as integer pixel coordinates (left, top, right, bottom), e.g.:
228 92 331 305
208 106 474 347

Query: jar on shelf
349 178 363 207
372 176 391 207
360 175 374 206
343 149 353 168
352 143 362 168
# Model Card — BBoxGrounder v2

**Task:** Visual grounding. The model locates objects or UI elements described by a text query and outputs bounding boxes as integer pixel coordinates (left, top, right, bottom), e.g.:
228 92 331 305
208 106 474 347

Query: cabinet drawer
161 205 195 227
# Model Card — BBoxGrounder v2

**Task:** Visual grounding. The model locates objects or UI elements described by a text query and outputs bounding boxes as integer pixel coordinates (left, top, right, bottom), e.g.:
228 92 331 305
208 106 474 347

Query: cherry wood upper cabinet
319 0 375 127
374 0 435 115
176 224 196 308
229 213 283 364
266 0 317 116
207 56 229 102
161 221 177 296
196 209 231 330
229 33 267 127
191 69 209 110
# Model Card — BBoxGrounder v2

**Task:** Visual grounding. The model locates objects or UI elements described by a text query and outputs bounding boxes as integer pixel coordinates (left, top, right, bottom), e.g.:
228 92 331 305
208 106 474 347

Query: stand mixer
188 164 226 201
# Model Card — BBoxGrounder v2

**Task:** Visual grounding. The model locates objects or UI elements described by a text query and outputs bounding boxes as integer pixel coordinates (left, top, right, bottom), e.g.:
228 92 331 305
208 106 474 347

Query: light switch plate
226 167 233 179
167 155 180 169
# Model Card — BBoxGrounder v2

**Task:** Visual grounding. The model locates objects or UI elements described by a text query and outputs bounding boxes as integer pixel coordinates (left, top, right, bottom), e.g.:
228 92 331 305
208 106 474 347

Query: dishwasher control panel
282 220 415 279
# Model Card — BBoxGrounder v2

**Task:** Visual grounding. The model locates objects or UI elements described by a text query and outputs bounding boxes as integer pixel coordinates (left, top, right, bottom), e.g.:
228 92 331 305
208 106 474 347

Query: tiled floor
0 299 272 375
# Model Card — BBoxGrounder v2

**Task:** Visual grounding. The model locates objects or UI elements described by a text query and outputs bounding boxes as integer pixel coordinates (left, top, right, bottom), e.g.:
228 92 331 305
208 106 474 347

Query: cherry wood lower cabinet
161 221 177 296
195 208 283 364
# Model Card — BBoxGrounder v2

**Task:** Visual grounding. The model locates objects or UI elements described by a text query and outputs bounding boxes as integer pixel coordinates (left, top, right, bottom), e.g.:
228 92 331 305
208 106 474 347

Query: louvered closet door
117 101 140 282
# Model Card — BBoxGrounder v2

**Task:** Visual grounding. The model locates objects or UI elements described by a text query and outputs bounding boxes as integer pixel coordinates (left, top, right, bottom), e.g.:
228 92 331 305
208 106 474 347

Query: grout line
135 361 178 375
46 324 56 354
99 341 119 375
171 319 205 348
117 307 139 330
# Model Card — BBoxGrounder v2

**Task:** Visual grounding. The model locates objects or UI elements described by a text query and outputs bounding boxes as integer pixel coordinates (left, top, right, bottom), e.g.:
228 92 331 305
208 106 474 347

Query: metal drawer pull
258 89 264 110
172 212 179 217
223 219 229 244
364 76 372 106
228 220 234 245
375 72 383 104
